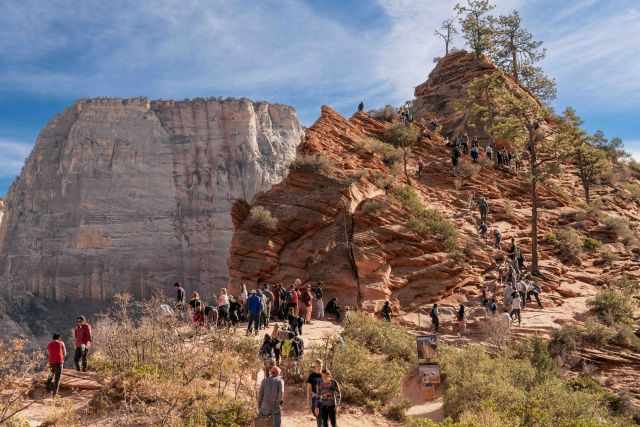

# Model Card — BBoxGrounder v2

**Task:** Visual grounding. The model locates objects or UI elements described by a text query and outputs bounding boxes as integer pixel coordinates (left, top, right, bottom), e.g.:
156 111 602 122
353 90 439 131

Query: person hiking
489 298 498 316
380 301 392 322
290 282 301 316
526 281 543 308
457 304 466 334
228 296 241 328
314 284 325 320
73 316 92 372
416 160 425 178
316 369 341 427
470 145 479 162
272 283 281 321
257 366 284 427
479 222 488 240
494 228 502 249
477 197 488 223
247 290 263 336
174 282 185 306
510 291 522 325
188 291 202 314
306 359 324 427
192 304 205 327
301 285 313 324
508 238 518 260
486 144 493 160
288 307 303 336
451 146 460 175
516 280 528 309
357 101 364 113
260 334 277 377
261 284 274 328
46 333 66 397
239 283 249 321
325 298 341 321
217 288 230 314
204 304 218 328
430 304 439 332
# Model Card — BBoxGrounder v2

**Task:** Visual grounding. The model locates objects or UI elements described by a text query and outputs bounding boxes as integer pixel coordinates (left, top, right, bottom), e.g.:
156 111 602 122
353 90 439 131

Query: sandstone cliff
0 97 303 301
228 53 640 314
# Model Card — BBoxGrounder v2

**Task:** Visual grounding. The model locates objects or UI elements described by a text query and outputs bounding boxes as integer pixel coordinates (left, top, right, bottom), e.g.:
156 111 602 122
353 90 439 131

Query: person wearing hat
257 366 284 427
73 315 92 371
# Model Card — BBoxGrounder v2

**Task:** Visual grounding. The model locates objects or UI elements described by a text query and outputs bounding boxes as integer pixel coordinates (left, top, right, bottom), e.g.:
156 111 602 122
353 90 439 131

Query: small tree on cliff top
384 124 420 186
435 18 458 56
455 0 495 58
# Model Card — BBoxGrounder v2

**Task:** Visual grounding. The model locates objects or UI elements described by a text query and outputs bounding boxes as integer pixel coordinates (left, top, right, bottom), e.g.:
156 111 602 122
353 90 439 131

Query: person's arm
306 381 312 402
257 380 265 409
278 378 284 406
87 324 93 345
62 342 67 360
334 380 342 408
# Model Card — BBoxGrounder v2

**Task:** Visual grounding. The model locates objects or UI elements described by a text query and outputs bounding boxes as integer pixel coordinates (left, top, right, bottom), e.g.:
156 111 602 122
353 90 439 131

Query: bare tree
434 18 458 56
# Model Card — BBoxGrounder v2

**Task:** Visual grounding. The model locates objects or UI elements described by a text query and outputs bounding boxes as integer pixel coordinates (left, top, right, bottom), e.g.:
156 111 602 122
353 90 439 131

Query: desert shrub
583 318 615 346
623 182 640 202
3 415 30 427
583 237 602 252
392 186 457 251
602 215 636 245
290 153 332 175
457 160 481 178
373 175 395 193
384 399 411 422
330 339 407 410
370 105 398 122
549 324 581 361
90 294 258 425
599 248 619 265
611 324 640 351
41 400 81 426
554 228 583 262
361 199 385 215
587 289 634 326
544 230 557 243
360 137 403 166
342 312 416 363
246 206 278 231
436 344 630 426
503 200 515 218
0 339 44 425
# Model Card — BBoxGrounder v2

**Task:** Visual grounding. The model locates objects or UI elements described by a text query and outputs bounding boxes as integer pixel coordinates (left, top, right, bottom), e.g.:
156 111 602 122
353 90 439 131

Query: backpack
281 339 293 358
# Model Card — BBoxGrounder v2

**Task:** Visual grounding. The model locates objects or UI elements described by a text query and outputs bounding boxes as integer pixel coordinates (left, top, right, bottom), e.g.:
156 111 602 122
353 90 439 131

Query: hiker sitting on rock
325 298 342 321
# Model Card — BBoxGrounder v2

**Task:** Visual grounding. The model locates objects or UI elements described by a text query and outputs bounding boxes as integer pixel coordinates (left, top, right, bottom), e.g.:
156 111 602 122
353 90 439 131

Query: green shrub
342 312 416 363
384 399 411 422
331 338 406 410
583 237 602 252
392 186 457 251
602 215 636 245
599 248 619 265
247 206 278 231
361 199 385 215
587 289 634 326
549 325 581 360
544 231 557 243
583 318 615 345
290 153 333 175
611 324 640 351
623 182 640 202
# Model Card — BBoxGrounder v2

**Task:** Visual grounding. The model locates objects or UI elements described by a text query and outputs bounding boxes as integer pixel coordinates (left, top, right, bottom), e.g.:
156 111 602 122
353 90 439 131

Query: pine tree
590 130 629 163
454 0 495 58
435 18 458 56
555 108 609 204
490 10 557 102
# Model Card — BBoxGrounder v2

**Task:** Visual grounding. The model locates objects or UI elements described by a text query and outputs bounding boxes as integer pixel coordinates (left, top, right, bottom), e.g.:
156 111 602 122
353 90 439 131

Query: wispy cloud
0 139 31 177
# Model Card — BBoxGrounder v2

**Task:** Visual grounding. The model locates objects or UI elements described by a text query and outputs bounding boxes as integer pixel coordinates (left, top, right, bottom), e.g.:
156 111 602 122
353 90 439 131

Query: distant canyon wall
0 97 303 302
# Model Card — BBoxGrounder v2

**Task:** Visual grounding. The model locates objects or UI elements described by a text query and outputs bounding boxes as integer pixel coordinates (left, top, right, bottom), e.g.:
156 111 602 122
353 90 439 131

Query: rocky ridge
0 97 303 302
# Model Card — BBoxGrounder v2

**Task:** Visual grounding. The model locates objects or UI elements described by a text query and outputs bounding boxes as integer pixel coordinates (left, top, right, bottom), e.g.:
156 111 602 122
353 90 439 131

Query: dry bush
582 236 602 252
41 400 80 426
599 248 619 265
587 289 635 326
342 312 416 363
0 339 44 425
583 318 615 346
361 199 385 215
359 138 402 166
623 182 640 202
503 200 515 218
90 294 257 426
370 105 398 123
602 215 637 246
290 153 332 175
246 206 278 231
554 228 583 263
457 160 481 178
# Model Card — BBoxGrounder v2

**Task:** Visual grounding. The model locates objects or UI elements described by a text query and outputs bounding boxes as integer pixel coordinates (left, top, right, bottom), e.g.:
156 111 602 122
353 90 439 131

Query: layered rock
0 97 303 301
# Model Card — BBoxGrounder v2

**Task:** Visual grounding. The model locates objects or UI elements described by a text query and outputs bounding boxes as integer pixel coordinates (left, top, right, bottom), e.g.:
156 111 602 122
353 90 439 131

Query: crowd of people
447 132 519 176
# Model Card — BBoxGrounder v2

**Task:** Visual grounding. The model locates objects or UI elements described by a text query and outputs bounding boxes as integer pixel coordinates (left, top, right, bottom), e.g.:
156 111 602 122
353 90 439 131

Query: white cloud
0 139 32 177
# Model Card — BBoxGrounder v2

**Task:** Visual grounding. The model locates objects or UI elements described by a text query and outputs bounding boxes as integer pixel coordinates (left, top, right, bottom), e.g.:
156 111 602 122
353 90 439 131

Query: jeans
247 311 261 334
74 347 89 371
320 405 337 427
46 363 63 395
312 398 322 427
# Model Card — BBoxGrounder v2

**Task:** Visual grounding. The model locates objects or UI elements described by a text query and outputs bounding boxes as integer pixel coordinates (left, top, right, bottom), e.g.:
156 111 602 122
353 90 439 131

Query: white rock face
0 97 303 301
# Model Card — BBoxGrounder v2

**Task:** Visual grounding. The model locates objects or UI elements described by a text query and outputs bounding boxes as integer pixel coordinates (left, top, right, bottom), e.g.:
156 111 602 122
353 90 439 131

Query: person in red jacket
46 333 67 397
74 316 92 372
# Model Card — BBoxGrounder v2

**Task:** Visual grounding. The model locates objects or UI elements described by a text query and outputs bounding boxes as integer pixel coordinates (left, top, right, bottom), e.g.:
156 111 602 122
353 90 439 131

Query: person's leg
328 405 337 427
82 348 89 371
247 313 254 334
52 364 62 396
535 293 543 308
74 348 82 371
273 412 281 427
46 365 54 391
321 406 330 427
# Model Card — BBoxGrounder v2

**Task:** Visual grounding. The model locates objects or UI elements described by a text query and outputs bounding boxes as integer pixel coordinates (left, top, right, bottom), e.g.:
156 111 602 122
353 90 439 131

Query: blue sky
1 0 639 196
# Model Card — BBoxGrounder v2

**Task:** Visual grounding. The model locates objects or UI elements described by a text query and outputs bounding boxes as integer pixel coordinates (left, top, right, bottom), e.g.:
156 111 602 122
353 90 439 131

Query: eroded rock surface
0 97 303 301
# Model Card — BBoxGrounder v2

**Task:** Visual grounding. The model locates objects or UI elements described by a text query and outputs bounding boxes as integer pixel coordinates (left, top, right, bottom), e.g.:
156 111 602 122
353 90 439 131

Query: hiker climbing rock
526 281 543 308
73 316 92 372
494 228 502 249
430 303 439 332
381 301 392 322
478 196 489 223
479 222 488 240
257 366 284 427
46 333 66 397
357 101 364 112
457 304 466 334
